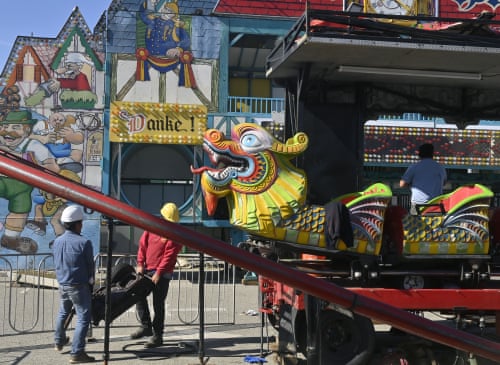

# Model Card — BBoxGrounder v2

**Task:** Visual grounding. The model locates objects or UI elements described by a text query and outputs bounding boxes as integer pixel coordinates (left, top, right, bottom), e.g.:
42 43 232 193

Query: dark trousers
135 274 170 336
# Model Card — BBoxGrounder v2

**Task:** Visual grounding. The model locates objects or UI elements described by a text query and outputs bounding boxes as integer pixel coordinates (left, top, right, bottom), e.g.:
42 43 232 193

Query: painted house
0 7 105 256
1 0 499 257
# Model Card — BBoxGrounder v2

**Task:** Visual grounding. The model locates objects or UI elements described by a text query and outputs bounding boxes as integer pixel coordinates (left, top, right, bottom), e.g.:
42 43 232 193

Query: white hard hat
160 202 179 223
61 205 84 223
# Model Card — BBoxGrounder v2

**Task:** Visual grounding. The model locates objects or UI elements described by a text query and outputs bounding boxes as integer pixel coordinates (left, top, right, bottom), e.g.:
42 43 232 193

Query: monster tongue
190 166 209 174
204 191 219 216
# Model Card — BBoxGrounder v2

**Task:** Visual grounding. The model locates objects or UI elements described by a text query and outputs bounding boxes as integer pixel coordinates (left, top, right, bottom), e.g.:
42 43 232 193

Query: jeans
135 273 170 336
54 284 92 355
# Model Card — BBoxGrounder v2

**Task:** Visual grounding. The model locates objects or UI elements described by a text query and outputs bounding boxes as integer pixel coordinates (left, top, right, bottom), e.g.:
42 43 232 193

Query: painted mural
107 0 221 222
0 0 496 261
111 0 217 108
0 8 104 257
136 0 197 88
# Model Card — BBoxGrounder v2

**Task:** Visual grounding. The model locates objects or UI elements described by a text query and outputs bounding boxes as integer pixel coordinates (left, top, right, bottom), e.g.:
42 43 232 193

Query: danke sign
110 101 207 145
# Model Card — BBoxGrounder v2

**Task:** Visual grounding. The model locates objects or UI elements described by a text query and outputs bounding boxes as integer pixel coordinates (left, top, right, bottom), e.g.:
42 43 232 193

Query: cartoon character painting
31 112 84 173
0 110 60 253
25 52 98 109
0 81 102 255
0 109 102 254
27 169 82 239
0 7 104 261
136 0 197 87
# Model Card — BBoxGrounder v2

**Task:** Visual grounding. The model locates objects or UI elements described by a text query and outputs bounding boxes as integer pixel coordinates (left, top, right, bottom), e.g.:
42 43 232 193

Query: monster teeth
207 166 239 181
219 168 230 179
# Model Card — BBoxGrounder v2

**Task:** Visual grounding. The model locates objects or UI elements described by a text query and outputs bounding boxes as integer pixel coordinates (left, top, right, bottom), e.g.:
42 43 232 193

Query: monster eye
241 133 260 148
240 129 272 153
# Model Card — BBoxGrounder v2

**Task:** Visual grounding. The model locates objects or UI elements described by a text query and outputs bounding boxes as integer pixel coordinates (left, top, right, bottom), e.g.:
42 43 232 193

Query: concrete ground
1 277 500 365
0 281 278 365
0 321 274 365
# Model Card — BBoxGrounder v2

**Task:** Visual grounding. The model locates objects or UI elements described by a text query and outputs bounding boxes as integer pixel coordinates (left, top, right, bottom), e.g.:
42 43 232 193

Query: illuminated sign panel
110 102 207 145
364 125 500 168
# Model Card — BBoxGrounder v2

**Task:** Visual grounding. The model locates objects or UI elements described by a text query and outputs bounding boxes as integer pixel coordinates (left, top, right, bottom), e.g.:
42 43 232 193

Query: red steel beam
1 151 500 361
349 288 500 310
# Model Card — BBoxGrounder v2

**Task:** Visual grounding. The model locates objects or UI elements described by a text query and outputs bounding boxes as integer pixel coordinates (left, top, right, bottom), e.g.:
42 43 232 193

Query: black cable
121 340 198 361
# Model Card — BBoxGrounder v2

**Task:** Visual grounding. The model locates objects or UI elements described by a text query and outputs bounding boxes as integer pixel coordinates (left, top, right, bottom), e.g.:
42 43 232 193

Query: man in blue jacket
53 205 95 363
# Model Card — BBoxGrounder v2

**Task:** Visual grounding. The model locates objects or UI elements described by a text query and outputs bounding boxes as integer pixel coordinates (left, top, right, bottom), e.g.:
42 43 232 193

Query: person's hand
47 80 61 93
151 272 160 285
57 127 76 140
166 48 181 58
136 265 144 275
46 132 57 143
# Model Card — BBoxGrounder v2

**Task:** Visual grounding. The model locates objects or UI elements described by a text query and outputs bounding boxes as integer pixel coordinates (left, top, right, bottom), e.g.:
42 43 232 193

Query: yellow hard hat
160 202 179 223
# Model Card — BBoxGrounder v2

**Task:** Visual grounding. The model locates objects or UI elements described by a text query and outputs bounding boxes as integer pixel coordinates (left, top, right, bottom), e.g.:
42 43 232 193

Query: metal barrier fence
0 253 236 336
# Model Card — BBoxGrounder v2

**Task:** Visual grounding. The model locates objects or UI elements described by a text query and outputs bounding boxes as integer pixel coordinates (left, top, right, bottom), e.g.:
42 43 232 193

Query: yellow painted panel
110 101 207 144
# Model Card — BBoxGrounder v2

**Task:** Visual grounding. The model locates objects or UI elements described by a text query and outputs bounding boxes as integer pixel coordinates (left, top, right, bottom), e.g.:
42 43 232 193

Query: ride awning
266 10 500 90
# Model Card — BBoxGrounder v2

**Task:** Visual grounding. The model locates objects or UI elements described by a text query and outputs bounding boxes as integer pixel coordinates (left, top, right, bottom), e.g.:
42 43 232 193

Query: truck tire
318 308 375 365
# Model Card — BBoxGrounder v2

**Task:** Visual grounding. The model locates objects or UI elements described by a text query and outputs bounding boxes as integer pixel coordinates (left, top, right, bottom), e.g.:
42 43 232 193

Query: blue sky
0 1 110 68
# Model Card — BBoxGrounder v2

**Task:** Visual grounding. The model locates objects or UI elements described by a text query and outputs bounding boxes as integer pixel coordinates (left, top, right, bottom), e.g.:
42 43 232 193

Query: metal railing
227 96 284 114
0 253 236 336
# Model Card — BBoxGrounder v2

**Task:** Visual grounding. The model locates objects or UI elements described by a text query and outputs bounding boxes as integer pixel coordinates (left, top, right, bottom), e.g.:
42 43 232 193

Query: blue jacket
53 230 94 286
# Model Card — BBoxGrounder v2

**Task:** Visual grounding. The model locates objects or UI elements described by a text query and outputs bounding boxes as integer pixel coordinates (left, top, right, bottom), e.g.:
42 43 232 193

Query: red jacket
136 231 182 276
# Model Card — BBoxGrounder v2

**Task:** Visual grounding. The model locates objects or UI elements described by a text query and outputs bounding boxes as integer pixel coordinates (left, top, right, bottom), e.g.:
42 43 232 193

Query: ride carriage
192 123 496 287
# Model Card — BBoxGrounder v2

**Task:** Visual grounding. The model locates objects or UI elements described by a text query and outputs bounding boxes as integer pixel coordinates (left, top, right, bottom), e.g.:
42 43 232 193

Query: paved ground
0 281 278 365
2 277 500 365
0 321 274 365
5 312 497 365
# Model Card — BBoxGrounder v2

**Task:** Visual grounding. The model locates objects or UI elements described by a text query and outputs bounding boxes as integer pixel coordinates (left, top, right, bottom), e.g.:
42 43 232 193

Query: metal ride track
2 151 500 362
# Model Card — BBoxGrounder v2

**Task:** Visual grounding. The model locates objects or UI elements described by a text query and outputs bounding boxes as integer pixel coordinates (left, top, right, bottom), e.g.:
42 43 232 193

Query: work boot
144 334 163 348
0 235 38 254
130 327 152 339
54 336 70 352
69 352 95 363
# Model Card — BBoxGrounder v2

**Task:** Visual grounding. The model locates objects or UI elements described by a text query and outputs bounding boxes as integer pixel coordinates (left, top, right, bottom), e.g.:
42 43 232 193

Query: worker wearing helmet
52 205 95 363
130 202 182 348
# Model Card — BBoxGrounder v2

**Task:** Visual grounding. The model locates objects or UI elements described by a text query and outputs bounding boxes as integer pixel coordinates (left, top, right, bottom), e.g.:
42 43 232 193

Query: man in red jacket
130 202 182 348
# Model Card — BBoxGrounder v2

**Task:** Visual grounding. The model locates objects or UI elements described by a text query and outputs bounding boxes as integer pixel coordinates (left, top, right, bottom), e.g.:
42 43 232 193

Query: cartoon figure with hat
30 112 84 173
136 0 197 87
0 110 60 253
27 169 82 239
25 52 97 109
